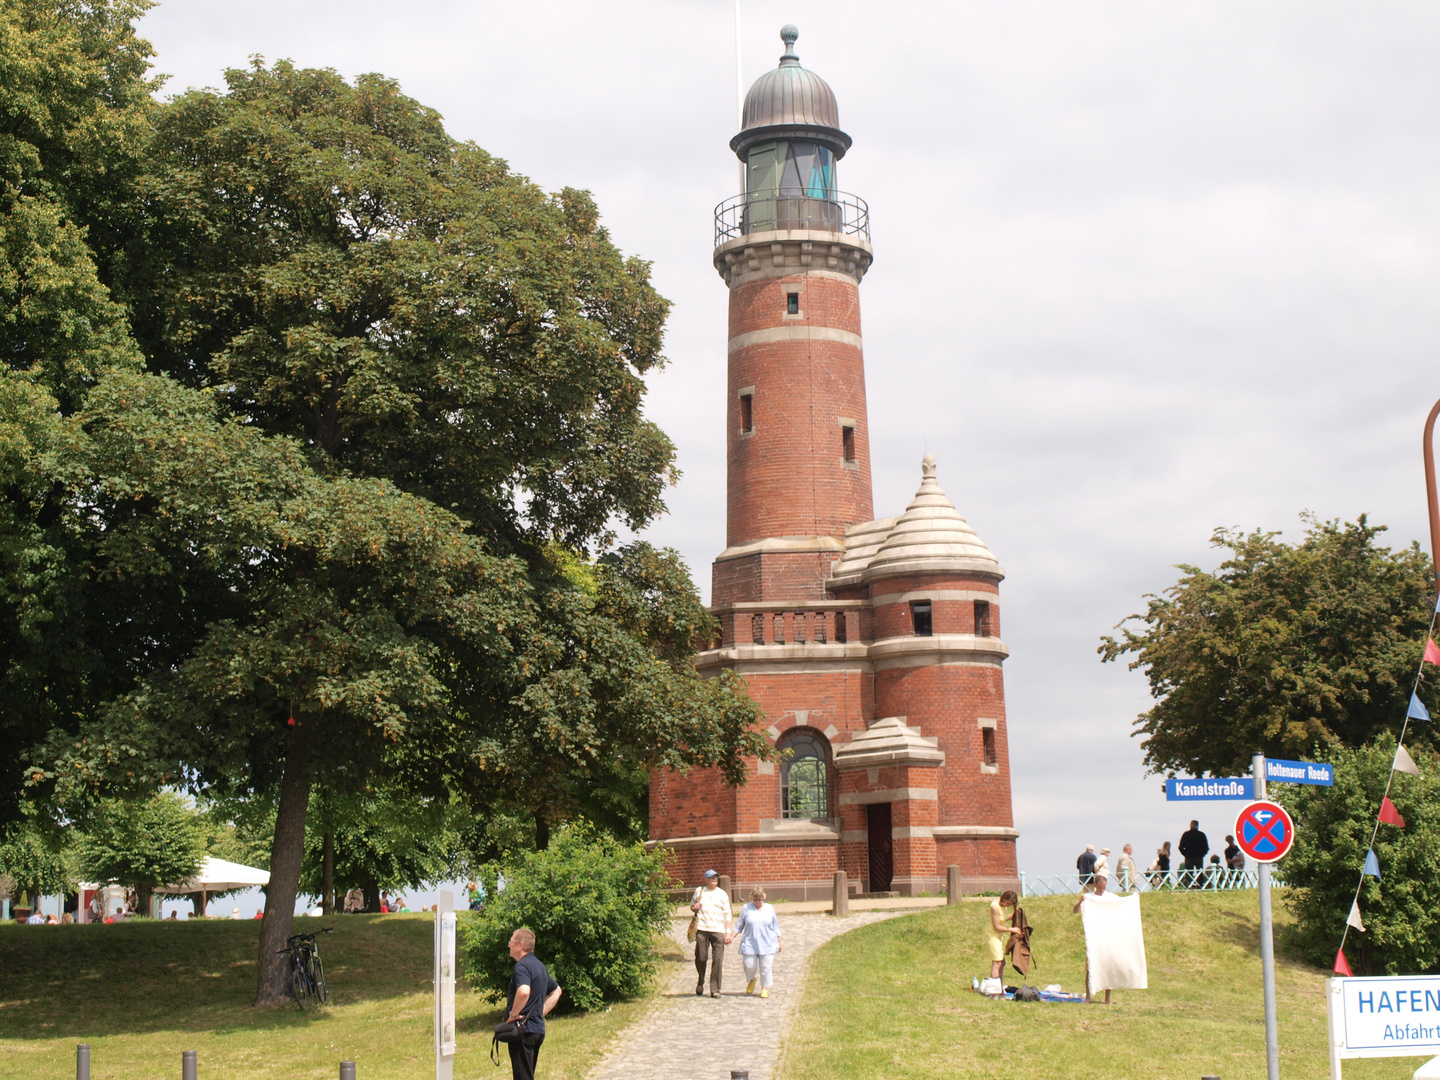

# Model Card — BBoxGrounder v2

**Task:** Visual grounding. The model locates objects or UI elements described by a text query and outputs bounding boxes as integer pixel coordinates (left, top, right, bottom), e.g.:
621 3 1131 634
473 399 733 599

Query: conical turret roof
861 455 1003 582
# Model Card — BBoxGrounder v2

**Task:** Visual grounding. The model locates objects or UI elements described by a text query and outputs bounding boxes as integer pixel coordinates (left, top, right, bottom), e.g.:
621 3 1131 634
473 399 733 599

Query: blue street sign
1166 777 1255 801
1264 758 1333 786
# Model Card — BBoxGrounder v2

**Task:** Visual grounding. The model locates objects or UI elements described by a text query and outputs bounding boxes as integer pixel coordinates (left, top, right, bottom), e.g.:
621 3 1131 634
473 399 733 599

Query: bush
457 824 676 1012
1278 737 1440 974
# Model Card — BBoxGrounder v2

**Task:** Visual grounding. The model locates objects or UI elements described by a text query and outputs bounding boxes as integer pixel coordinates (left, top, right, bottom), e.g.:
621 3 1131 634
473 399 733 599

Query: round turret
731 25 851 161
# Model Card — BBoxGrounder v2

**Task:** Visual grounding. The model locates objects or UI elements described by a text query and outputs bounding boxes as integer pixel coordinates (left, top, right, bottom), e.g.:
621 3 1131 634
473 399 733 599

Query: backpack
1014 984 1041 1002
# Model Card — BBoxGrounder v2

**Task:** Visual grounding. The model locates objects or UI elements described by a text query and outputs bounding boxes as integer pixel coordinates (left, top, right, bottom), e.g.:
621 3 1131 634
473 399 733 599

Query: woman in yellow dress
987 890 1021 978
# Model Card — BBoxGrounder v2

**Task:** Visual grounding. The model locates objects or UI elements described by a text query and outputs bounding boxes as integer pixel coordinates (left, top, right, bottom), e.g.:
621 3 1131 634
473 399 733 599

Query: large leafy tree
72 791 208 915
1100 516 1437 777
2 27 765 1010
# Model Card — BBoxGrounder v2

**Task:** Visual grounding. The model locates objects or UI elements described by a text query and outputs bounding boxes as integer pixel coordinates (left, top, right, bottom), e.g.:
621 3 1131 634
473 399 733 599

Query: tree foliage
0 820 69 900
458 824 676 1012
72 790 208 914
1277 738 1440 975
1100 516 1436 777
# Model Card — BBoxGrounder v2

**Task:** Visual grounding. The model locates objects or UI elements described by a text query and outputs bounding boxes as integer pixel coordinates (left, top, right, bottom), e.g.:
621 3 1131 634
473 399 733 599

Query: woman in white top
727 887 782 998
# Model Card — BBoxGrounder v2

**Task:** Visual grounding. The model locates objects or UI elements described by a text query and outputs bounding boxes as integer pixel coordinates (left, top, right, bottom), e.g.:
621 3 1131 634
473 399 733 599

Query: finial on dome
780 24 799 62
922 452 937 479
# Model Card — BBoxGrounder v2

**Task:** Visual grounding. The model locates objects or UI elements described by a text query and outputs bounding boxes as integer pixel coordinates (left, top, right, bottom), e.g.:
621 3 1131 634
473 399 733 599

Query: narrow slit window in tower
786 292 799 315
911 600 933 637
982 726 997 767
740 393 753 434
842 425 855 462
974 600 991 637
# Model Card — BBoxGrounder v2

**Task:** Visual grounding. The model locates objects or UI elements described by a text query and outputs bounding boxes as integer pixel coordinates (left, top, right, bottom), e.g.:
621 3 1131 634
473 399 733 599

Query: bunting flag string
1378 796 1407 828
1347 900 1366 932
1408 691 1432 722
1426 638 1440 665
1363 849 1381 879
1394 744 1421 776
1335 948 1353 976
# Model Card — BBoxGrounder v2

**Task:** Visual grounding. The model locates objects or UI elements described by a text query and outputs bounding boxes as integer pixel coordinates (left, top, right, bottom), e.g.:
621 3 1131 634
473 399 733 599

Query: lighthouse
649 26 1020 900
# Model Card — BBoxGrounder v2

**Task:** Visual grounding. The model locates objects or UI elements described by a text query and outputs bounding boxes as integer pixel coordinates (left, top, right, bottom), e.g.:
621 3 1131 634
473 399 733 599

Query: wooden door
867 802 893 893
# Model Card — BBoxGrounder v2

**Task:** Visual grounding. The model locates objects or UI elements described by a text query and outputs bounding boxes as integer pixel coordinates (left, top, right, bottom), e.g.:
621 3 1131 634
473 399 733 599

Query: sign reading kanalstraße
1165 777 1255 801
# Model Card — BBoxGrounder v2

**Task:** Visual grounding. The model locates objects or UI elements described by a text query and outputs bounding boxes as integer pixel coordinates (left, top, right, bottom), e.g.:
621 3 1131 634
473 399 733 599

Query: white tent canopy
155 856 270 895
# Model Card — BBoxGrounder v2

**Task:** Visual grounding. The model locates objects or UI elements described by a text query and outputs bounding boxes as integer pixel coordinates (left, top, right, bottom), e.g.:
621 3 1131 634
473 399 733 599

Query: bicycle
277 928 333 1010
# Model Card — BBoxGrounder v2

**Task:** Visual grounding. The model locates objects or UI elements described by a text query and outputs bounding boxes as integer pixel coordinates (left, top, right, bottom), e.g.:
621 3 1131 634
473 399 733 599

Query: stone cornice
714 230 873 287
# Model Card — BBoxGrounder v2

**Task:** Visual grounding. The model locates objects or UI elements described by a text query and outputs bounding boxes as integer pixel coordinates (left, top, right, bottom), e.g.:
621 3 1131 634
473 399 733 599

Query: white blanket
1080 891 1148 991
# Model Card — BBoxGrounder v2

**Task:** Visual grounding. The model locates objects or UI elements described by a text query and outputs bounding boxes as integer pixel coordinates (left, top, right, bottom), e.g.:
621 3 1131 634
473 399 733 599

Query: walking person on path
1178 821 1209 888
726 887 782 998
1116 844 1139 893
691 869 730 998
986 890 1021 979
1094 848 1112 884
504 927 562 1080
1076 844 1097 887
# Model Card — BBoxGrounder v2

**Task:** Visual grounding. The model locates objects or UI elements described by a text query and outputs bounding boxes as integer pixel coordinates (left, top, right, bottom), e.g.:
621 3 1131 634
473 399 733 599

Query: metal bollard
76 1044 90 1080
339 1061 357 1080
182 1050 197 1080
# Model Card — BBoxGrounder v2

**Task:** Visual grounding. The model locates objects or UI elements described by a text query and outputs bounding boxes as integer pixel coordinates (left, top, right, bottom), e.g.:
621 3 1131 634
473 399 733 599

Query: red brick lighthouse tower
649 26 1020 899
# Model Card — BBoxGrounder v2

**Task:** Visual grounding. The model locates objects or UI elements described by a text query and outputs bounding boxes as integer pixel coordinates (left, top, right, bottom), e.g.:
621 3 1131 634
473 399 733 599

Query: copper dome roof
731 26 852 160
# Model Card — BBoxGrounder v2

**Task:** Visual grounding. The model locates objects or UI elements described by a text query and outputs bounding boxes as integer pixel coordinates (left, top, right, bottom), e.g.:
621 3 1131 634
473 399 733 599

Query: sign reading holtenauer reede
1328 976 1440 1077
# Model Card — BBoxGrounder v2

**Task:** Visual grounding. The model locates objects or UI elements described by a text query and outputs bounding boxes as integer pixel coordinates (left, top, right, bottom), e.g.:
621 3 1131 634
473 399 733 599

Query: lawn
0 914 681 1080
779 891 1420 1080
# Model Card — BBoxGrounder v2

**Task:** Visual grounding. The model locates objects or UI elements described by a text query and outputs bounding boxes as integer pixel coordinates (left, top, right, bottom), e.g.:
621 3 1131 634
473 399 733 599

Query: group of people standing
690 869 783 999
1078 822 1248 891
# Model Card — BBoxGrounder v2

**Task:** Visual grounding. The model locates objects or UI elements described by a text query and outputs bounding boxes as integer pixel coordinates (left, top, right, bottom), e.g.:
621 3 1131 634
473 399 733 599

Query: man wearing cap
691 870 730 998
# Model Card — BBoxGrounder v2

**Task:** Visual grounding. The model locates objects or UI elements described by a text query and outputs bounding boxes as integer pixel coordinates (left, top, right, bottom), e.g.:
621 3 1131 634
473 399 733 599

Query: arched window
781 731 830 820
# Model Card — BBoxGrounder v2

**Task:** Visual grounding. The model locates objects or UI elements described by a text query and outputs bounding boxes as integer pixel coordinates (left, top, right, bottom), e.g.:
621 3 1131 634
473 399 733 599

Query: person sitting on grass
987 891 1022 979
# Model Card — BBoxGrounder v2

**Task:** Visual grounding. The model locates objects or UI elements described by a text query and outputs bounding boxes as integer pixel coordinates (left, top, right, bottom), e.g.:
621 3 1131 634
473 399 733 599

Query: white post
1327 977 1344 1080
1254 753 1280 1080
434 890 456 1080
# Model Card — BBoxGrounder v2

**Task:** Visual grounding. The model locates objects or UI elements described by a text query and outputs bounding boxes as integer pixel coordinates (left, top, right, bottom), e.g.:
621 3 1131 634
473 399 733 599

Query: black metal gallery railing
714 188 870 245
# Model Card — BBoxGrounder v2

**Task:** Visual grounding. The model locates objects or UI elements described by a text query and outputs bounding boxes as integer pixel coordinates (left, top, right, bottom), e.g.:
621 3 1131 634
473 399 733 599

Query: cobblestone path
587 910 903 1080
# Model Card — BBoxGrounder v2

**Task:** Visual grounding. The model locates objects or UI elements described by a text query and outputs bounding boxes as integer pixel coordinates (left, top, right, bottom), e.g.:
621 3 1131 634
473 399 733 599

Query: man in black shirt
505 927 562 1080
1076 844 1097 887
1178 821 1209 888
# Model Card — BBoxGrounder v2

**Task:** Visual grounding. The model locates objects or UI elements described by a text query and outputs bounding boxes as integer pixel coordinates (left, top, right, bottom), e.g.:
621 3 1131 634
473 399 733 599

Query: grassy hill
779 891 1420 1080
0 914 676 1079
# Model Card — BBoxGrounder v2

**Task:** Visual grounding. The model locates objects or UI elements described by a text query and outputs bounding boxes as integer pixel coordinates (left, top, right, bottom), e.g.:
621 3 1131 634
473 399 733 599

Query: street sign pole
1254 753 1279 1080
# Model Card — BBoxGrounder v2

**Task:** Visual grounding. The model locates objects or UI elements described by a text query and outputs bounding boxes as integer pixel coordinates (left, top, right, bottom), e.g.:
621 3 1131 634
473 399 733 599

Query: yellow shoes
746 979 757 995
760 988 769 998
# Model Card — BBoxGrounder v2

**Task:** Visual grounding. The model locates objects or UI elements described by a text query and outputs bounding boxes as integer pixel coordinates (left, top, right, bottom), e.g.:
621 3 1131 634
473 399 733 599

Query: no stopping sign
1234 800 1294 863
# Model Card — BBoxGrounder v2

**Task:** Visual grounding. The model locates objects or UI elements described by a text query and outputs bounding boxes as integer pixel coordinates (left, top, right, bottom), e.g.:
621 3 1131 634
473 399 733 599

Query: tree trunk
136 882 154 918
362 876 380 915
535 813 549 851
191 891 206 917
255 725 315 1006
322 831 335 916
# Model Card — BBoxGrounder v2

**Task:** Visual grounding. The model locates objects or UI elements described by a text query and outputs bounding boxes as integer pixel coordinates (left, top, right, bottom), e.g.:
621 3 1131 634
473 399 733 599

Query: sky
133 0 1440 883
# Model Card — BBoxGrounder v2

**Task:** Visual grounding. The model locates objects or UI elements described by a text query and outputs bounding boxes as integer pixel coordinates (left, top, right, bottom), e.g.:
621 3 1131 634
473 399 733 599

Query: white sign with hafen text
1328 976 1440 1077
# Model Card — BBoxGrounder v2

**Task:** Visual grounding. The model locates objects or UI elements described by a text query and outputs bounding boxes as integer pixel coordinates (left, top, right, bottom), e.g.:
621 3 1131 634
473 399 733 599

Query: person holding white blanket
727 887 782 997
1072 873 1148 1004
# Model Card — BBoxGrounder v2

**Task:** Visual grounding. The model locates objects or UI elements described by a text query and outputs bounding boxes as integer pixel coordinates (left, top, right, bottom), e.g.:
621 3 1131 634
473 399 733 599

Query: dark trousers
508 1032 544 1080
695 930 724 993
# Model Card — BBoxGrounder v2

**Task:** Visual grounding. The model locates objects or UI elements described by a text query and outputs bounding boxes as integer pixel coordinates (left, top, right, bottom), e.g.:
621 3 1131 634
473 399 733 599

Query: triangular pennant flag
1395 744 1421 776
1409 692 1432 722
1363 849 1382 880
1426 638 1440 665
1379 796 1407 828
1348 899 1366 932
1335 947 1353 976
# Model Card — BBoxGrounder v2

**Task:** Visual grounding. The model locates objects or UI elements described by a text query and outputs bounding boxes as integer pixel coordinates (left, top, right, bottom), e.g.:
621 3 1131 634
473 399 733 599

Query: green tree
1277 738 1440 975
458 823 676 1012
1099 516 1436 777
0 819 70 904
73 790 208 915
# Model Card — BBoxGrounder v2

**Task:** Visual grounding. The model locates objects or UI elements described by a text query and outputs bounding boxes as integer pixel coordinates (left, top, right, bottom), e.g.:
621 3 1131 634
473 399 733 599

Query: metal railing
1020 869 1273 897
714 188 870 245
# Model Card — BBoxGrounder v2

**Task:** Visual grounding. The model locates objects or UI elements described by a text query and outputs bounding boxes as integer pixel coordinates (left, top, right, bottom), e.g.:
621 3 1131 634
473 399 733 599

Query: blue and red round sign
1234 800 1295 863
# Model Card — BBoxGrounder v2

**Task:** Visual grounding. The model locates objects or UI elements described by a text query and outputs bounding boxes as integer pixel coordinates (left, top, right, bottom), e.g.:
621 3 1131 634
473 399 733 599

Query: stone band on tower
648 26 1020 900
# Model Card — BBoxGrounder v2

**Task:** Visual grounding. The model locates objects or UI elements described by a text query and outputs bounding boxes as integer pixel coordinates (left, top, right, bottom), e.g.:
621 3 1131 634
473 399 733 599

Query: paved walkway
587 909 905 1080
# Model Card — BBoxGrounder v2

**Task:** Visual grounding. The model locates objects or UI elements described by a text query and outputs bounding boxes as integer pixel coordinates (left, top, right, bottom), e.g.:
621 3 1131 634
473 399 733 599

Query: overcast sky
136 1 1440 879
